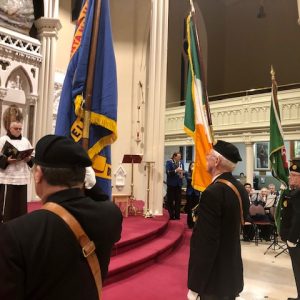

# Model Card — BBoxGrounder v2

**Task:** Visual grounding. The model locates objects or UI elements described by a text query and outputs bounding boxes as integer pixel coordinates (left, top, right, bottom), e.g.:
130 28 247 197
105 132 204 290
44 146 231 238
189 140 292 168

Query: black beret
34 135 91 168
290 157 300 173
213 140 242 163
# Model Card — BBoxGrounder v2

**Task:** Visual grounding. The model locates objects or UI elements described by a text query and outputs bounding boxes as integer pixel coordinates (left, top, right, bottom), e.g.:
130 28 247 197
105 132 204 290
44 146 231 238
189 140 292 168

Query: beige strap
216 179 244 225
42 202 102 299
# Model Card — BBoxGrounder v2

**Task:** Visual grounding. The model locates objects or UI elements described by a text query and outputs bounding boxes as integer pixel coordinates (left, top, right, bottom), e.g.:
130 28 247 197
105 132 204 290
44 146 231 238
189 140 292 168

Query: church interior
0 0 300 299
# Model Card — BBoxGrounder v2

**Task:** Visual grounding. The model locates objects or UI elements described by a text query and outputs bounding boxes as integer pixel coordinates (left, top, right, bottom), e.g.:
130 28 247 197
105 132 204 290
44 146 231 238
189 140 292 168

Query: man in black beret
0 134 122 300
188 140 249 300
280 157 300 300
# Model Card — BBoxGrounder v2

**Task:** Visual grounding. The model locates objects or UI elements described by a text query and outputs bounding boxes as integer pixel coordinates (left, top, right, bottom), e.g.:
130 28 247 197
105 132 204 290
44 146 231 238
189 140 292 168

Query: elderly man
188 140 249 300
0 135 122 299
281 158 300 300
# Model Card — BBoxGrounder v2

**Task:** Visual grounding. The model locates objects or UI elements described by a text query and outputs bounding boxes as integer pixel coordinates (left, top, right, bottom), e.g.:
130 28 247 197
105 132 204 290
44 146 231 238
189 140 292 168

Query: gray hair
212 149 236 172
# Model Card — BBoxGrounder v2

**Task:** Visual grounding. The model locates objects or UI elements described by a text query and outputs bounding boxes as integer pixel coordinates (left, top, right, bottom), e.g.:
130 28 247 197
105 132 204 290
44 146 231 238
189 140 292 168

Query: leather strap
216 179 244 225
42 202 102 299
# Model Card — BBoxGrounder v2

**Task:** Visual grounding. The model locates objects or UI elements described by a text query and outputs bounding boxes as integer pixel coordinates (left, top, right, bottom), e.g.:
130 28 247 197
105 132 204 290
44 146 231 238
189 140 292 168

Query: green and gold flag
269 68 289 231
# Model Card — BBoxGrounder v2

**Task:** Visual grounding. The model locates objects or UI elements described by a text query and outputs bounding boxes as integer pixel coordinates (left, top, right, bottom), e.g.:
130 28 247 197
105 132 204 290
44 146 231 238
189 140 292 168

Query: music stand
122 154 143 215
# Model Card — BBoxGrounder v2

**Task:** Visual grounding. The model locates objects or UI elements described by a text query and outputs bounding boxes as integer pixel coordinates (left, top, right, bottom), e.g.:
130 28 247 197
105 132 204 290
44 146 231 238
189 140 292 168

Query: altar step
105 214 185 285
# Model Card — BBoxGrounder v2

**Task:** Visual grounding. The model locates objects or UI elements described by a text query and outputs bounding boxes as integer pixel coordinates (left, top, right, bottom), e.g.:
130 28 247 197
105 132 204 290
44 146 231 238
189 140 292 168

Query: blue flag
55 0 118 197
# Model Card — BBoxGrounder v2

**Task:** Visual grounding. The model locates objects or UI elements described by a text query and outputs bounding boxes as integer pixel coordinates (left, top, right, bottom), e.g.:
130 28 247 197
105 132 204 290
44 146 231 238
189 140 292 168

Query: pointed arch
5 66 33 95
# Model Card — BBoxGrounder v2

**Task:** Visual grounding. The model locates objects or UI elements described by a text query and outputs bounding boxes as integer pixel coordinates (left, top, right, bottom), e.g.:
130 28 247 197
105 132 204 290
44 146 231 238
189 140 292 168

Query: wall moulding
165 88 300 145
0 27 42 63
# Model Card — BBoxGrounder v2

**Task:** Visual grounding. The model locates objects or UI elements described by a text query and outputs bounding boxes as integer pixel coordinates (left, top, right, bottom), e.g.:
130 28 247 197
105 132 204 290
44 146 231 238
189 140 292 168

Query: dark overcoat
0 188 122 300
280 188 300 243
188 172 249 297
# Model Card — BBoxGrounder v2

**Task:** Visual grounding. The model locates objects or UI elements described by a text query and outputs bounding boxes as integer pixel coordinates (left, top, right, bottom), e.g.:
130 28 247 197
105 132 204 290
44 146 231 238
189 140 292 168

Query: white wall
56 0 75 73
110 0 151 199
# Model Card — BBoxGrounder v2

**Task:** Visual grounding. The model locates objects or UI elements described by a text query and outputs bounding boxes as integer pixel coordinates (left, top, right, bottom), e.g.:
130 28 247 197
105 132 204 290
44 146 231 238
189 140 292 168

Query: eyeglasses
10 127 22 131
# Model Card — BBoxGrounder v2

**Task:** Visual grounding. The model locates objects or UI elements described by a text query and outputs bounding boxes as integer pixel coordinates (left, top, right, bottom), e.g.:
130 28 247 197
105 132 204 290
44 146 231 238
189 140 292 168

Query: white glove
84 166 96 189
287 240 297 248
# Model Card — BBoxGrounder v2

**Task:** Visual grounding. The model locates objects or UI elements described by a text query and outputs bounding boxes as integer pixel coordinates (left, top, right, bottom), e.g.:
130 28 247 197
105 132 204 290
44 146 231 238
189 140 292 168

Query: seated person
252 187 268 206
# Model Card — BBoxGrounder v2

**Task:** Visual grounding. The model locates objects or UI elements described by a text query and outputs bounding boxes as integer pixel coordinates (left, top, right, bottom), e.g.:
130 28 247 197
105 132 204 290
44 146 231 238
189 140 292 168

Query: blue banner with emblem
55 0 118 197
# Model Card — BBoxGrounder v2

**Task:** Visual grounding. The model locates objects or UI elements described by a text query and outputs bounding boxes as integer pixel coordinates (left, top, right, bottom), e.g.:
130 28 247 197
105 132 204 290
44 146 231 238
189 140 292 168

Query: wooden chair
249 204 273 245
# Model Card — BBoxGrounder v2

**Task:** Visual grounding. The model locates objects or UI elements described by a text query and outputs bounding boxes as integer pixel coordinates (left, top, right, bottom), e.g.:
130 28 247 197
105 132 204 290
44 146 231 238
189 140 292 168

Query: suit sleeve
0 225 25 299
166 160 176 176
288 190 300 244
188 188 221 292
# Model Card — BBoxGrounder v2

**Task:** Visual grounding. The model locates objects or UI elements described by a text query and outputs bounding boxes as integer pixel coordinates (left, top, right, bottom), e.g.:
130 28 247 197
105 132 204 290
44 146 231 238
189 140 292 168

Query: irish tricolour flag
184 15 212 191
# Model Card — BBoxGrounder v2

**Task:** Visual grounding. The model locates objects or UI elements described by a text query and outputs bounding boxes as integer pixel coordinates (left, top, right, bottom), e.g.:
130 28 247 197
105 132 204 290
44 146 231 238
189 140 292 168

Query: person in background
252 187 268 206
280 158 300 300
188 140 249 300
0 105 33 222
251 187 272 241
253 175 259 190
266 183 279 207
0 134 122 299
166 152 184 220
185 162 200 229
239 172 247 185
242 183 255 241
244 182 255 204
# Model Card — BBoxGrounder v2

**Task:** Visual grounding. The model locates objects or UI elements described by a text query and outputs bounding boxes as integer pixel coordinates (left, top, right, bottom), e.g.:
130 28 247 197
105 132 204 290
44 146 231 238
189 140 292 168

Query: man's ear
34 165 43 184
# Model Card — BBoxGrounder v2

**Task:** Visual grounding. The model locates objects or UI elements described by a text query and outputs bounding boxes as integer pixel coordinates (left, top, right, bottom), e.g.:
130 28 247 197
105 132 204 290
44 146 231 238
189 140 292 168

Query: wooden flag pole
82 0 102 150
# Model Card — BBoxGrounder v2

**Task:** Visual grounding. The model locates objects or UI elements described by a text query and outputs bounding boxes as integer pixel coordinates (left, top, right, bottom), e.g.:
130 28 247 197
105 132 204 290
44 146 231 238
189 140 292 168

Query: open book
1 140 33 160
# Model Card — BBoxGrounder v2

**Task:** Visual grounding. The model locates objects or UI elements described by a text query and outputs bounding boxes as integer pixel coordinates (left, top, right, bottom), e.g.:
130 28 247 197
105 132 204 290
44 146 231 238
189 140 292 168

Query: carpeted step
105 219 185 285
112 213 169 256
103 229 192 300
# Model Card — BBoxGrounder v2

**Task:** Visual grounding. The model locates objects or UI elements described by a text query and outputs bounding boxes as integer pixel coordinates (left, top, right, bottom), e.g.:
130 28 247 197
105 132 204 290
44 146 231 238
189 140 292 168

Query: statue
0 0 34 35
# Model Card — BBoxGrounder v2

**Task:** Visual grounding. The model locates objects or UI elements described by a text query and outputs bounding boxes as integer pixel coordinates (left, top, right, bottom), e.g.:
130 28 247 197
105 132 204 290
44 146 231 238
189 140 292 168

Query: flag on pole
269 68 289 231
184 15 212 191
55 0 117 197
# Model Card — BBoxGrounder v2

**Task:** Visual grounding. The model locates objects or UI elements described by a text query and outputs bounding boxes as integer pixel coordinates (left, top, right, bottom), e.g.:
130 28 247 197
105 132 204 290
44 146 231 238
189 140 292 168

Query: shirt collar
46 188 85 204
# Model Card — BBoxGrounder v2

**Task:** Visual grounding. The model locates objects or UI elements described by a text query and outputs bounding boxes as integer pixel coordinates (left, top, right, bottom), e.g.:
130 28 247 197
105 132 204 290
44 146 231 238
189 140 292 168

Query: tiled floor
238 240 296 300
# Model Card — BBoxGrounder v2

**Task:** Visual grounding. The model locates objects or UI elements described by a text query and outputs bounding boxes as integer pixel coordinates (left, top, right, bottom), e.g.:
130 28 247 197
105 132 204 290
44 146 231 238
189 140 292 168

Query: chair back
249 204 265 216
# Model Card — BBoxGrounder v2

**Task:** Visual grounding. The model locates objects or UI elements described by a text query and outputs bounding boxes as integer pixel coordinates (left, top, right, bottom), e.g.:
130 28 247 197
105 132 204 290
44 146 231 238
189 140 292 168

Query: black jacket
280 189 300 243
0 188 122 300
188 172 249 297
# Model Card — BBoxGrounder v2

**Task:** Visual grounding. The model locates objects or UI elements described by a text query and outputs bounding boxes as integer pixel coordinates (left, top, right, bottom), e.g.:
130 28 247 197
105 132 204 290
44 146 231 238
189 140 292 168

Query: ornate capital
27 95 38 106
0 88 7 100
34 18 62 38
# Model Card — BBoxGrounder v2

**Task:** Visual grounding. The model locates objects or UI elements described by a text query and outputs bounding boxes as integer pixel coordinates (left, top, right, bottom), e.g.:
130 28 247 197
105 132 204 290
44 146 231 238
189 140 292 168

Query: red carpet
103 229 192 299
27 202 190 298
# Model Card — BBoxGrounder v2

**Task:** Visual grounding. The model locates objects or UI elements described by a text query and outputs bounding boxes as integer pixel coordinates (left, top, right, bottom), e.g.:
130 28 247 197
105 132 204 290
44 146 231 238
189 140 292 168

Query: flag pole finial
189 0 195 13
270 65 276 81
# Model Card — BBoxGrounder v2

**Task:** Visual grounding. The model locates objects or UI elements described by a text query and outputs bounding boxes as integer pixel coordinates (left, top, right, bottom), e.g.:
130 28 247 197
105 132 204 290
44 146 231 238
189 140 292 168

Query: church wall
224 0 300 93
110 0 150 199
56 0 75 72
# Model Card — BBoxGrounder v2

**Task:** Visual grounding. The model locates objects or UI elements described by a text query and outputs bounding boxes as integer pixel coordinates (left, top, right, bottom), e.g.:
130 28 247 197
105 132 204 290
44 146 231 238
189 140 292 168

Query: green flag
269 70 289 231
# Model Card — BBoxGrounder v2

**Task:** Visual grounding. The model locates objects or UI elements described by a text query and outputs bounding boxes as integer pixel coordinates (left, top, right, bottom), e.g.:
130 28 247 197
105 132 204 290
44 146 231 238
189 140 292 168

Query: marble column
245 141 254 187
143 0 169 215
34 0 61 141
